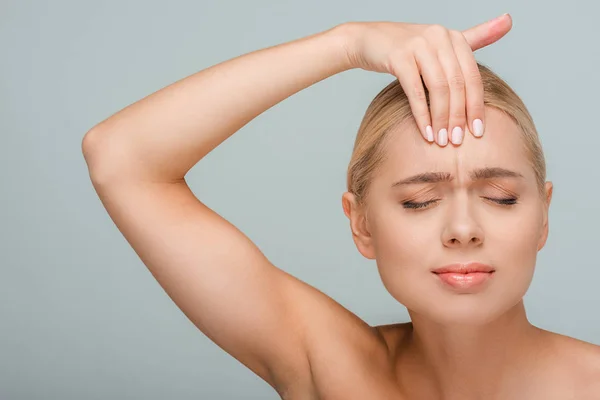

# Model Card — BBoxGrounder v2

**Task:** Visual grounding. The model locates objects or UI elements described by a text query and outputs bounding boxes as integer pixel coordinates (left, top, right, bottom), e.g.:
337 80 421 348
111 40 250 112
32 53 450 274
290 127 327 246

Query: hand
341 14 513 146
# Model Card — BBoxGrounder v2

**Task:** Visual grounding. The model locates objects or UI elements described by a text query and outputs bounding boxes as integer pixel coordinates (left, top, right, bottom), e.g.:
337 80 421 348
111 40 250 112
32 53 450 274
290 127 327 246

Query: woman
82 13 600 399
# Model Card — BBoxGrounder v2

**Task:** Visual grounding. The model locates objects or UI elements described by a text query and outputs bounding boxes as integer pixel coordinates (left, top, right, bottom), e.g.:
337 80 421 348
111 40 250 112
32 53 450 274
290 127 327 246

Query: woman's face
343 107 552 325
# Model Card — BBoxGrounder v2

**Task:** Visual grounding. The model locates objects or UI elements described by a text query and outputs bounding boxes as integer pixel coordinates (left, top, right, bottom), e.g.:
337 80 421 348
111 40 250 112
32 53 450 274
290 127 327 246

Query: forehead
377 107 534 183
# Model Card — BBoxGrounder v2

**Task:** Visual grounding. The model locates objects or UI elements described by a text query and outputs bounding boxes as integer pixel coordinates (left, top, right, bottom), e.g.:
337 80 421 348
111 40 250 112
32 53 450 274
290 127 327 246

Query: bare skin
82 17 600 399
339 102 600 399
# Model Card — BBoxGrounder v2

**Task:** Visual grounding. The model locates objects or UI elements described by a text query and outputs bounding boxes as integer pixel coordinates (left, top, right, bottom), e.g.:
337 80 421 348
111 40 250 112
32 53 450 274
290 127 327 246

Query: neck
395 301 546 399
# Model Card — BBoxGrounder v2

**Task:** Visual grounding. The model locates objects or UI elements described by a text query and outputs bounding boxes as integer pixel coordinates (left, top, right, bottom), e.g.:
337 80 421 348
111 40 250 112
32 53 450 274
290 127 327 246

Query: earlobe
545 181 553 205
537 214 549 251
342 192 352 219
537 181 553 251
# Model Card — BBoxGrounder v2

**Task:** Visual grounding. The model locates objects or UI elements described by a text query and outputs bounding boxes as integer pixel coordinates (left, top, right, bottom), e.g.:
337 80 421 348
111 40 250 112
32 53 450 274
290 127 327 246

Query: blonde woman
82 13 600 399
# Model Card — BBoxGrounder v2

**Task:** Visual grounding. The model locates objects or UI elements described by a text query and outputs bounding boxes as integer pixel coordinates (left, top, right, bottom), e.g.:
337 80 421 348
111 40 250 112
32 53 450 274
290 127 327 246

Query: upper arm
87 174 320 393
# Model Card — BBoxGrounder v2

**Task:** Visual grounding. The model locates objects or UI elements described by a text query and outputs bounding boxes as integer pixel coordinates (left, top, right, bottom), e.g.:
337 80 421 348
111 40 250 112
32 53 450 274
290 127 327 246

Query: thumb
461 13 513 51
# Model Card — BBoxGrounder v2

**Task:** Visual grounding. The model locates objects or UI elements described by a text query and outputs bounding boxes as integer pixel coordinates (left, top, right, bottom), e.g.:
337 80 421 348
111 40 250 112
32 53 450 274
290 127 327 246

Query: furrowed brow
391 167 524 188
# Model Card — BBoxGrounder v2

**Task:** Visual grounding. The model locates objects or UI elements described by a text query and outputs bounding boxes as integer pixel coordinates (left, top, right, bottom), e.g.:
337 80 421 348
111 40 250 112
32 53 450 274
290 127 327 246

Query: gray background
1 0 598 399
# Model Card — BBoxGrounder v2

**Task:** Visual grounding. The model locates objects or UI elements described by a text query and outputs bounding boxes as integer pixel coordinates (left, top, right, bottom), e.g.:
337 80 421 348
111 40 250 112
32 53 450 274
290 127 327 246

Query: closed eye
402 200 440 210
401 197 518 210
484 197 518 206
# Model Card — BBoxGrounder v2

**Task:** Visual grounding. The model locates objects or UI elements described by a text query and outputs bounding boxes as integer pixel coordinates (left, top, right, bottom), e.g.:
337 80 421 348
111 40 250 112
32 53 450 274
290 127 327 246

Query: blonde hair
346 62 546 209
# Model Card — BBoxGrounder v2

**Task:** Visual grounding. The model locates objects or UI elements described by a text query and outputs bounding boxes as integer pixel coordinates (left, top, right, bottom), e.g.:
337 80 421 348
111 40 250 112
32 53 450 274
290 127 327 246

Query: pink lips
432 262 495 291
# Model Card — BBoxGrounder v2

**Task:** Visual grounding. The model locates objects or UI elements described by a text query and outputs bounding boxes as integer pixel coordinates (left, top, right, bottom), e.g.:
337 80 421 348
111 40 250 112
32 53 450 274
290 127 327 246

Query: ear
342 192 376 259
537 181 553 251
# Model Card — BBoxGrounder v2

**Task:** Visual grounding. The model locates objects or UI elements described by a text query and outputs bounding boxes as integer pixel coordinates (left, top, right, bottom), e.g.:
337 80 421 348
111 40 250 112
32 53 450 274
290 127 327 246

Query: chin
388 268 535 327
406 296 517 327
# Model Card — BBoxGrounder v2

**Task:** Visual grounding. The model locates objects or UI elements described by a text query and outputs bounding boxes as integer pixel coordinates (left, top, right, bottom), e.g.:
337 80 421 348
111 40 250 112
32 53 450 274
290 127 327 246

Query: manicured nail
426 125 434 142
451 126 464 145
438 128 448 146
473 119 484 137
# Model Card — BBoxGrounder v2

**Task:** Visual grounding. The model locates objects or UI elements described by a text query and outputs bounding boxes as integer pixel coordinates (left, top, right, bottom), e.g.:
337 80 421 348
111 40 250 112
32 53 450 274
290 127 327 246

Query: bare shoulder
550 330 600 368
543 330 600 396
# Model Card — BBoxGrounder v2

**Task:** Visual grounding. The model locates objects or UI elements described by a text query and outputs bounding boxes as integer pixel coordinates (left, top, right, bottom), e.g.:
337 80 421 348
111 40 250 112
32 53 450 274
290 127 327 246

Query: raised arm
81 16 511 398
81 23 359 397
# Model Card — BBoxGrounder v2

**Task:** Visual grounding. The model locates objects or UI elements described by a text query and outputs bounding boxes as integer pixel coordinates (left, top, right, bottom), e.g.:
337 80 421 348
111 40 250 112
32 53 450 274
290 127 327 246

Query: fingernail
426 125 434 142
438 128 448 146
473 119 484 137
451 126 464 145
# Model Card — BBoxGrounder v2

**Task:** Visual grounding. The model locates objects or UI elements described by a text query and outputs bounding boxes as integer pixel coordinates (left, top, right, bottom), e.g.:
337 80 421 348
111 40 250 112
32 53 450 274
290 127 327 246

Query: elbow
81 127 102 164
82 126 181 185
81 127 125 185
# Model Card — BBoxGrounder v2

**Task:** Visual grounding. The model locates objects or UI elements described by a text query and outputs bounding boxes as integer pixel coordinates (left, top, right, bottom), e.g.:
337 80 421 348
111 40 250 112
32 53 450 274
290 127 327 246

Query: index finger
450 30 485 138
461 13 513 51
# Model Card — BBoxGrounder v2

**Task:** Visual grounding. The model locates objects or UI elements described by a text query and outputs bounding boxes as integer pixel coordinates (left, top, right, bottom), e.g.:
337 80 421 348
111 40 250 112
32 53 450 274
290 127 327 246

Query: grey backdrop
2 0 598 399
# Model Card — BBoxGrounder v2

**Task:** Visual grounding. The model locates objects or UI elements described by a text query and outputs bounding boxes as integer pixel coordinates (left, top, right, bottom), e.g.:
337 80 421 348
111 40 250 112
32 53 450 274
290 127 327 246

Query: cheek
369 212 439 306
371 211 436 265
486 205 542 262
482 205 543 314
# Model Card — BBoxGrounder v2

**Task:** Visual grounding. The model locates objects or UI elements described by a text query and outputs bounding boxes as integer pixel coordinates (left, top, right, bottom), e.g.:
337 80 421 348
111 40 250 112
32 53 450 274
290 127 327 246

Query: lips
431 262 495 274
432 262 495 291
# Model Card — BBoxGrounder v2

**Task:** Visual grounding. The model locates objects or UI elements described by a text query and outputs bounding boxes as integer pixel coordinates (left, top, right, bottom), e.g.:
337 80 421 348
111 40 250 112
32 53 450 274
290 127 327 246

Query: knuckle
426 24 449 37
449 74 465 89
465 67 483 83
416 110 431 121
432 78 450 93
411 84 427 101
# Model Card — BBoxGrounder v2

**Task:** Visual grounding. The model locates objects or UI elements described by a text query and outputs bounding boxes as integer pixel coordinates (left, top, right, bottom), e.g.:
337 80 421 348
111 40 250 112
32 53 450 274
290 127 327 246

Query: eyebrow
391 167 525 188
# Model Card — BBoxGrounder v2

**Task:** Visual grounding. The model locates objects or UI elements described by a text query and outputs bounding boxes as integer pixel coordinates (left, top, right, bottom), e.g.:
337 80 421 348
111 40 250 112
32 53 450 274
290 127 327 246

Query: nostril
470 238 484 247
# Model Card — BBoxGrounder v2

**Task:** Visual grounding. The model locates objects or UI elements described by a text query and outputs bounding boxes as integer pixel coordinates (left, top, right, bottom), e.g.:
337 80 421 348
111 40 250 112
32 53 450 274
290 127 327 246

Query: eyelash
402 197 518 210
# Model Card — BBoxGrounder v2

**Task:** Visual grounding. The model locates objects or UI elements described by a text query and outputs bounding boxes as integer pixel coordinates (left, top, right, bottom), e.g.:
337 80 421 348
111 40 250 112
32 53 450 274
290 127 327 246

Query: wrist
328 22 361 71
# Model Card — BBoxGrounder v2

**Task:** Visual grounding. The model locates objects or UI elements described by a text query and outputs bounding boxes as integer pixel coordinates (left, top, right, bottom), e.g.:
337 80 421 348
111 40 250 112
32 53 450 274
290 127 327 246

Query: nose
441 198 485 249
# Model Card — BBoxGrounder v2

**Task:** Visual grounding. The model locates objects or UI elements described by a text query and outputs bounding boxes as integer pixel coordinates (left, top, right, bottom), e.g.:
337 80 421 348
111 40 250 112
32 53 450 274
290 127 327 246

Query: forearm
83 23 355 183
